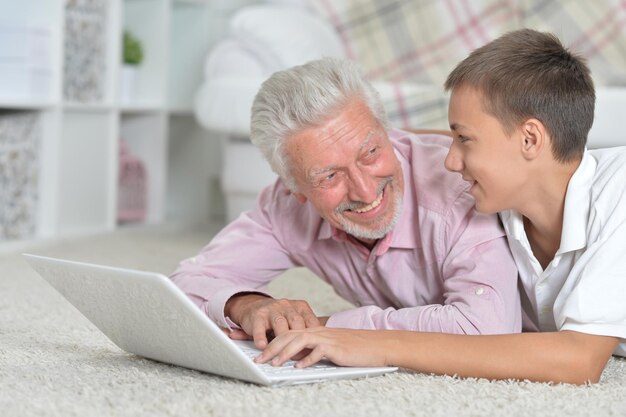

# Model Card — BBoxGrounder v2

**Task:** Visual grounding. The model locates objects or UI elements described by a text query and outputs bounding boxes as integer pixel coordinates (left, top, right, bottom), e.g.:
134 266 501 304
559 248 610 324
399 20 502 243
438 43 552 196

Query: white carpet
2 224 626 417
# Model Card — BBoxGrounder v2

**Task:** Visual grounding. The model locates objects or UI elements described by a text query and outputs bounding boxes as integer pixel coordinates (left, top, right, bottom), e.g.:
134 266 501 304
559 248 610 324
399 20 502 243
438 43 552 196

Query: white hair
250 57 389 191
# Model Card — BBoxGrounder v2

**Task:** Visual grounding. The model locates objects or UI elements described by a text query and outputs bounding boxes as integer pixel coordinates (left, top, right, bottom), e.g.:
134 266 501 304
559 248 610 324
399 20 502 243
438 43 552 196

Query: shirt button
475 287 485 295
541 305 551 314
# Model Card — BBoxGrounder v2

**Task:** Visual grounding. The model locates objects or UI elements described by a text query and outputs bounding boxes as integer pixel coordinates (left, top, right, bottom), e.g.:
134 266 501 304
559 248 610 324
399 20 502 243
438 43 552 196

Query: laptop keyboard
236 341 339 376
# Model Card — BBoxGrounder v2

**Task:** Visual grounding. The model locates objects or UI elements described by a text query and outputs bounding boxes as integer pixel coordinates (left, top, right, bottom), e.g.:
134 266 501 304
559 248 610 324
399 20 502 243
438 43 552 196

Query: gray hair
250 57 389 191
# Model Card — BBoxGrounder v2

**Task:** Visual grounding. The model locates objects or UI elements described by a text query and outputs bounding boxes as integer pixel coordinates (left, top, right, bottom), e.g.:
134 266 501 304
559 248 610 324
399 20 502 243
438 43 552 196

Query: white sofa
194 1 626 221
195 2 452 220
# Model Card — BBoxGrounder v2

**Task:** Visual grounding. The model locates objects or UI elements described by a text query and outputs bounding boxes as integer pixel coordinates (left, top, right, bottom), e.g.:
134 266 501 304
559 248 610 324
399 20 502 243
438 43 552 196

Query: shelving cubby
0 0 228 245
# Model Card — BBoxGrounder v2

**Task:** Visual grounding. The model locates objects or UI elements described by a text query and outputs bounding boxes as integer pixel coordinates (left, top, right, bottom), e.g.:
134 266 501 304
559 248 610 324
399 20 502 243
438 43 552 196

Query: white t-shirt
500 147 626 357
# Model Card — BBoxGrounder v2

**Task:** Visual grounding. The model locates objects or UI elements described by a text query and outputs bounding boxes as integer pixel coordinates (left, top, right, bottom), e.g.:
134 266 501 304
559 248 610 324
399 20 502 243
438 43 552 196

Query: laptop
23 253 397 386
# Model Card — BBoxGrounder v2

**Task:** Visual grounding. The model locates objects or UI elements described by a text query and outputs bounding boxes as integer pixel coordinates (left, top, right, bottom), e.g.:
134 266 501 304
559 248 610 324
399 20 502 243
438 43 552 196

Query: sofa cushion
203 38 267 78
230 4 345 73
306 0 517 84
194 76 267 136
306 0 626 86
521 1 626 85
372 81 448 129
588 87 626 148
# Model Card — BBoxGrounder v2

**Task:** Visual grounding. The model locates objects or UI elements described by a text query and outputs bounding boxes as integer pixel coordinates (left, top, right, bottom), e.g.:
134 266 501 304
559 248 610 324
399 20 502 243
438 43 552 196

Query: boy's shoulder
588 145 626 159
588 146 626 181
586 147 626 210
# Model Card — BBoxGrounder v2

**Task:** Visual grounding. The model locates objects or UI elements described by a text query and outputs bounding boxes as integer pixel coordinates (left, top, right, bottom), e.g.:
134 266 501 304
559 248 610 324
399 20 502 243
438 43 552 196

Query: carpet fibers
1 224 625 417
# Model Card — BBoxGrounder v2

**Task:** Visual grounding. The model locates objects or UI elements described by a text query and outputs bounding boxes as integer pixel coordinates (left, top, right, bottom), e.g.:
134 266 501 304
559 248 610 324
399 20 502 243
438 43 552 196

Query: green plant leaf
123 31 144 65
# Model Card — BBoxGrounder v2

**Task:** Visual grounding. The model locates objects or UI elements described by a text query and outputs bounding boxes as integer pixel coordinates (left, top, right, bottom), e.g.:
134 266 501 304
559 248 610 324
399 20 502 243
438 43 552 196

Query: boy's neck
523 216 561 270
520 157 581 269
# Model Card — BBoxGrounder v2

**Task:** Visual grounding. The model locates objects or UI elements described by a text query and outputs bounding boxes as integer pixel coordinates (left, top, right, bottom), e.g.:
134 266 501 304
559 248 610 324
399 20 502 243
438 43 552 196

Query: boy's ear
520 119 547 161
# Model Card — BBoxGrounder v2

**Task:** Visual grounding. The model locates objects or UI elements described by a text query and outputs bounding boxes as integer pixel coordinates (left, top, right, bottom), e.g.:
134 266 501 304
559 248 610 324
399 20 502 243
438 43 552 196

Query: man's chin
336 190 402 240
345 228 389 241
339 212 398 241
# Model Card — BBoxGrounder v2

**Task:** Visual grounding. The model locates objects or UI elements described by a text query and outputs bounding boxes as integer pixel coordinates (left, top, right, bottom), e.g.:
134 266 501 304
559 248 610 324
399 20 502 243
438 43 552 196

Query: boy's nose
444 145 463 173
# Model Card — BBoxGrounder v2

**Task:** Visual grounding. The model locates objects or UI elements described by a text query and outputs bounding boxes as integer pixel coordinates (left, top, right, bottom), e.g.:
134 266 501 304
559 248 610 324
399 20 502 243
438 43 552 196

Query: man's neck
355 236 377 250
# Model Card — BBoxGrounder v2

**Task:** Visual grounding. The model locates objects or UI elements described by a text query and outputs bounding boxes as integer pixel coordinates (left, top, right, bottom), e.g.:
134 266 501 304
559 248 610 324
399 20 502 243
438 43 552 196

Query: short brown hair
444 28 595 162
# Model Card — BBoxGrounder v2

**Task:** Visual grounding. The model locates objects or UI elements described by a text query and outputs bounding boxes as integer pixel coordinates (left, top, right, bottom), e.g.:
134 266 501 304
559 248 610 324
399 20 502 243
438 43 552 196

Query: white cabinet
0 0 228 242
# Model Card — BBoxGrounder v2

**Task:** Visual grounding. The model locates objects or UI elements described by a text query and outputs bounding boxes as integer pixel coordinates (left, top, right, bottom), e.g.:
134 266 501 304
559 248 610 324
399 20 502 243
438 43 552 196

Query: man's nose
347 168 378 203
444 144 463 173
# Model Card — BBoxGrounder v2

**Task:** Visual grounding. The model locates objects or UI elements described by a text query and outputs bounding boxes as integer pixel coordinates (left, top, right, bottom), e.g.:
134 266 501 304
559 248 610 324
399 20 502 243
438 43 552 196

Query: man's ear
292 192 307 204
520 118 547 161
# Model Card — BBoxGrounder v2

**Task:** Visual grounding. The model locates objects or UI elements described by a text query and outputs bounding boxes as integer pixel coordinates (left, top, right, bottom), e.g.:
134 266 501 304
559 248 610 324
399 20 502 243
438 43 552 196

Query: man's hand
224 293 321 348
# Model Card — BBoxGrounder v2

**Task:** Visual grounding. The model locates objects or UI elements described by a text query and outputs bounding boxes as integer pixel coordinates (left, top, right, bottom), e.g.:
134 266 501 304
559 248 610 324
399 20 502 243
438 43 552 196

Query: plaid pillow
302 0 626 129
307 0 519 85
373 81 449 129
521 0 626 85
307 0 626 86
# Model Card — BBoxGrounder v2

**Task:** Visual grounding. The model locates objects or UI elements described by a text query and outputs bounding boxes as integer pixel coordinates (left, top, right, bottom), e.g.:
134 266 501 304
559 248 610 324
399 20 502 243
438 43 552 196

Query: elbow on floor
550 352 607 385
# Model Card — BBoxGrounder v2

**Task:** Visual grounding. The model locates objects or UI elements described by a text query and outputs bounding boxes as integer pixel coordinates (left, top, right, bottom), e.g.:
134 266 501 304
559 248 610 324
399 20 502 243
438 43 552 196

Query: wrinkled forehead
286 99 383 153
286 126 382 167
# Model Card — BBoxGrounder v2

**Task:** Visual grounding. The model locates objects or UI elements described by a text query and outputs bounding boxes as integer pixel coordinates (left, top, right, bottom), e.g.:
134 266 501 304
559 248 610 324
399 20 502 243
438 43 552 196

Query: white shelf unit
0 0 227 243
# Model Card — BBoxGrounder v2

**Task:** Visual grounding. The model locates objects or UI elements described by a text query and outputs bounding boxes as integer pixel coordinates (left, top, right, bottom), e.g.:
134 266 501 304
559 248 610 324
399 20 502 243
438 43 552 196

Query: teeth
353 192 384 213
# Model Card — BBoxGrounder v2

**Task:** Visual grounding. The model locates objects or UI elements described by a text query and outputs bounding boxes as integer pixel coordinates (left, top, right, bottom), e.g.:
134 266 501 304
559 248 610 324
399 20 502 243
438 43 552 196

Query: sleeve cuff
208 286 272 329
560 321 626 341
326 306 379 330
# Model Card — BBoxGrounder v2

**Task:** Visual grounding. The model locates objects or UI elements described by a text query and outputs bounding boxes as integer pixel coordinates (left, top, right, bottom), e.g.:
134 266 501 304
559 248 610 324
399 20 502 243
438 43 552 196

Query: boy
255 29 626 385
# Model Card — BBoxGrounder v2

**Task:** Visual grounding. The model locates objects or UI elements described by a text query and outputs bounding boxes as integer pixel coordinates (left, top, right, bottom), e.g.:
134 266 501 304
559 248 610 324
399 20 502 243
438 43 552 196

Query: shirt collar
317 221 333 240
559 150 595 253
316 141 418 253
385 146 419 250
499 209 525 241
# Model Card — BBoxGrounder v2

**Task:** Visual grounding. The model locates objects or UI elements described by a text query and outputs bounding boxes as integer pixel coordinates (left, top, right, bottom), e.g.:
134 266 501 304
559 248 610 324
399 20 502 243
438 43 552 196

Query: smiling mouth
351 189 384 213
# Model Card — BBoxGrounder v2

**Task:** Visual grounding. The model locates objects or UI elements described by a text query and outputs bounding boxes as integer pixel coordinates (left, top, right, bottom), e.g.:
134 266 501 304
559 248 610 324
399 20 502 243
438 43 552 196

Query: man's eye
458 135 469 143
364 147 379 159
313 172 339 187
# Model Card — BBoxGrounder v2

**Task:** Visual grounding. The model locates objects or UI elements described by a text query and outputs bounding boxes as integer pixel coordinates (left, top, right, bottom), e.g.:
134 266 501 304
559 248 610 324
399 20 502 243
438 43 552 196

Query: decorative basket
117 140 147 223
0 112 39 239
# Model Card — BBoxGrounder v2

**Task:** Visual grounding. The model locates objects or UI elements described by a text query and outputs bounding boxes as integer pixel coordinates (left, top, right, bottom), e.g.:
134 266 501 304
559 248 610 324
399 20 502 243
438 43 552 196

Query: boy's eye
325 173 336 181
457 135 469 143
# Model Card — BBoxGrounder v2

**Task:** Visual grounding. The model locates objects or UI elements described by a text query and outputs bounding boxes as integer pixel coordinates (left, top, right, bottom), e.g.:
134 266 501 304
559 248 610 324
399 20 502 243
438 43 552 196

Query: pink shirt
170 130 521 334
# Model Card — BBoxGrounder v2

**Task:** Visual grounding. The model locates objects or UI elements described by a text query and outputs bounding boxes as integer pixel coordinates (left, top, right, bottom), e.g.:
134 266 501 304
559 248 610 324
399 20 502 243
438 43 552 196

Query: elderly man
170 57 520 349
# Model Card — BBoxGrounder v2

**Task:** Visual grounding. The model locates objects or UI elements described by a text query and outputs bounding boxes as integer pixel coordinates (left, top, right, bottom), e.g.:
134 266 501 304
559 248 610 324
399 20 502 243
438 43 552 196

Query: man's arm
257 328 619 384
170 181 321 347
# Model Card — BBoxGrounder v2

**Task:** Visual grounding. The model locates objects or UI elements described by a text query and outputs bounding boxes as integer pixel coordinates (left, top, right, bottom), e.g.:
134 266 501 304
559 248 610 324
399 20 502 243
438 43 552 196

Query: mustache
335 176 393 213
